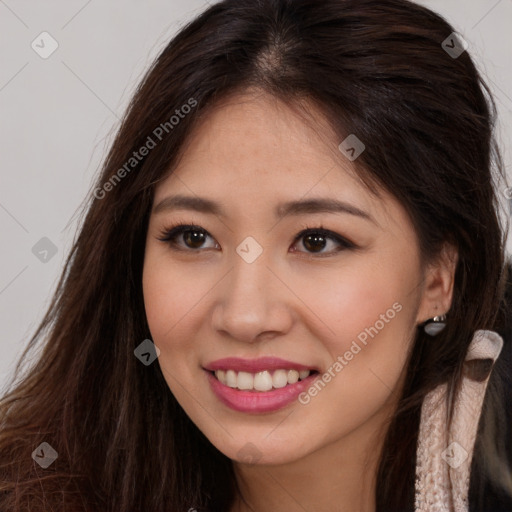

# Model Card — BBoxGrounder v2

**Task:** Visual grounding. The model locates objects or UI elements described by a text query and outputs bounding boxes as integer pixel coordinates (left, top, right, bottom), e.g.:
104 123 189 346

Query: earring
423 313 447 336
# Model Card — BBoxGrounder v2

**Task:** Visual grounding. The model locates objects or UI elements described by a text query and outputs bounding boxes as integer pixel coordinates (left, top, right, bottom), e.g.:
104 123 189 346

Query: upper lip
203 356 319 373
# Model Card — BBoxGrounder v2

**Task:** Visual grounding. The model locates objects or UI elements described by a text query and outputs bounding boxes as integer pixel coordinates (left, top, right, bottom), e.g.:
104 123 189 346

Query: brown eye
182 229 207 249
302 233 328 253
158 224 354 256
291 228 354 256
158 225 218 251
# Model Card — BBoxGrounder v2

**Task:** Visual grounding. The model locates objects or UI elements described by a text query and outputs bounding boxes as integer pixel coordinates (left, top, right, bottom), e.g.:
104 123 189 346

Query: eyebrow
152 194 376 224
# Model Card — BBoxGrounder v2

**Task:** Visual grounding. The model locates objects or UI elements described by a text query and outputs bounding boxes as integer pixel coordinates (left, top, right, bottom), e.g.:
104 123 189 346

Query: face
142 89 433 466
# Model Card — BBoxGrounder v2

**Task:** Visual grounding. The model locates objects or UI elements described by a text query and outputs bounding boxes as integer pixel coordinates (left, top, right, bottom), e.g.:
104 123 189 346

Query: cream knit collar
415 329 504 511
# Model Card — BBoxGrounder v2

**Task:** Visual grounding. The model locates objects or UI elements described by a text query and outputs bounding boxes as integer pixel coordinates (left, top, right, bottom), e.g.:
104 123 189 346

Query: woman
1 0 511 510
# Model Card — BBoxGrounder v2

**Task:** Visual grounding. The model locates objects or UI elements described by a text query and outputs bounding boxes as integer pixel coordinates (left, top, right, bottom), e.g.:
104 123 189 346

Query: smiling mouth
209 368 319 392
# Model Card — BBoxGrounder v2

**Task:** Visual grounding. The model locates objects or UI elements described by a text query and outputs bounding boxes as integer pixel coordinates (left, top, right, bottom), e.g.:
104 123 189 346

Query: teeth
299 370 310 380
216 369 227 385
272 369 288 389
237 371 254 390
214 368 312 391
287 369 299 384
254 371 273 391
226 370 237 388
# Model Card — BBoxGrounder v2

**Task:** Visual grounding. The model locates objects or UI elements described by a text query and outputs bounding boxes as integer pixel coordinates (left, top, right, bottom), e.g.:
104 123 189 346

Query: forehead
153 90 404 232
157 92 358 192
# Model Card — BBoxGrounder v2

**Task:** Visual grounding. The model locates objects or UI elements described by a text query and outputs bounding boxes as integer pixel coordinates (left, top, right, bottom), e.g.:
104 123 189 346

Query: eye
157 222 355 256
157 224 218 251
290 224 355 256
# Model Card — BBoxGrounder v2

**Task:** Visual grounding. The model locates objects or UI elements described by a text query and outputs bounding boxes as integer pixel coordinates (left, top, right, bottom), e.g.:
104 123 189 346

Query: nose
210 248 294 344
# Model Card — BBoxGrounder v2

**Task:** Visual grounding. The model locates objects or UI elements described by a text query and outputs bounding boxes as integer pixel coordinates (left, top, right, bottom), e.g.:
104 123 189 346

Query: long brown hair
1 0 511 510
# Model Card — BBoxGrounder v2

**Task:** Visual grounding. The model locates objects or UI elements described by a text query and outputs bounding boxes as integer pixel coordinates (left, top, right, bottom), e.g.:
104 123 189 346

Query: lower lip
205 370 319 413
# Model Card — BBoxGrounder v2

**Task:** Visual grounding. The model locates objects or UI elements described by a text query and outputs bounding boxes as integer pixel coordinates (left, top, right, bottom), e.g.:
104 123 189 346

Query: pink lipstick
203 357 320 413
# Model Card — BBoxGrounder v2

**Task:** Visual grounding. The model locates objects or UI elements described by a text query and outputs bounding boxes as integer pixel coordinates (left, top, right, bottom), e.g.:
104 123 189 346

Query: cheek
142 250 200 341
292 269 416 441
142 252 207 399
142 250 219 386
142 265 175 341
300 262 413 352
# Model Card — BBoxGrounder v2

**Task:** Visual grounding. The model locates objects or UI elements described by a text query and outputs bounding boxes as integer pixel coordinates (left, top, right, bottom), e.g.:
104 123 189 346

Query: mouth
208 368 319 392
203 357 321 413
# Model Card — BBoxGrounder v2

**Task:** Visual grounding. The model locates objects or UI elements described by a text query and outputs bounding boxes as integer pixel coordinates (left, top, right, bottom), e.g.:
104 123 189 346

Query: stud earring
422 308 447 336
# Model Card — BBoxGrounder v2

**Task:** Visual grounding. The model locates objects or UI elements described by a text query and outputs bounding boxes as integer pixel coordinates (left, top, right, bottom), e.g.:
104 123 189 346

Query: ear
415 242 459 325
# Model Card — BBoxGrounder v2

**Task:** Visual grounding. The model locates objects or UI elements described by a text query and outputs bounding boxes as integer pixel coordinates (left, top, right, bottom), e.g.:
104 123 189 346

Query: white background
1 0 511 390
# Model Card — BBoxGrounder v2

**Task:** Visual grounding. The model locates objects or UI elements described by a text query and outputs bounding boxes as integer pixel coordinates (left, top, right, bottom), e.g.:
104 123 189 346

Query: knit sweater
415 329 504 511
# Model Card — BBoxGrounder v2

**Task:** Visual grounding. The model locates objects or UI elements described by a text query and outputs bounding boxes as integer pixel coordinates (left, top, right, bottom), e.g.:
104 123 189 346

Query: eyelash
156 221 355 257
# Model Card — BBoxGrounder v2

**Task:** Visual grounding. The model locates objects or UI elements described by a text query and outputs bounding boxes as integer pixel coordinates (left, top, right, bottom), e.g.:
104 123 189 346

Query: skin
142 88 458 512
